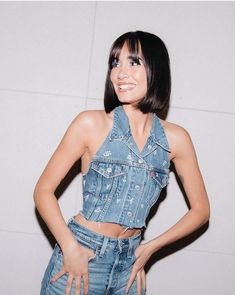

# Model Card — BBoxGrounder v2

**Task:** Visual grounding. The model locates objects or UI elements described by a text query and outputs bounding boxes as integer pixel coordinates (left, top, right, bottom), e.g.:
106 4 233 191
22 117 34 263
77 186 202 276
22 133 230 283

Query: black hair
104 31 171 114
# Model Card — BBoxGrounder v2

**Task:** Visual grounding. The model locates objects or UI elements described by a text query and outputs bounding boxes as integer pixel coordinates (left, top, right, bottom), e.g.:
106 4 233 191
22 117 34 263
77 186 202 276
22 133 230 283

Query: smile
118 84 136 91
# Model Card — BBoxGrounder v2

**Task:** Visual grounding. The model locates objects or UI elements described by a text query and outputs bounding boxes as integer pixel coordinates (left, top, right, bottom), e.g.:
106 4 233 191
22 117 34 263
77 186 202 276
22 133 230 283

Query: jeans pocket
40 244 62 294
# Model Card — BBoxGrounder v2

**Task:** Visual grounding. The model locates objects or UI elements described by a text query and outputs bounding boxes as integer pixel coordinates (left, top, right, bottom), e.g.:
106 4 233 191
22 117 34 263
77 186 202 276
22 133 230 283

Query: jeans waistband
67 217 142 255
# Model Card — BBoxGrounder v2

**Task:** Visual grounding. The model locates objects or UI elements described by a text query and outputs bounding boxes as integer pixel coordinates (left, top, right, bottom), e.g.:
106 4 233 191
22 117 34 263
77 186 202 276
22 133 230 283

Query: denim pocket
90 161 128 196
56 240 97 264
40 245 61 294
91 161 127 178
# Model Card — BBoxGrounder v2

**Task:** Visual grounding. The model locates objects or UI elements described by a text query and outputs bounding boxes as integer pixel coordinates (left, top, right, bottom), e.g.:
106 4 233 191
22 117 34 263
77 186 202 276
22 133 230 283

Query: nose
117 66 129 80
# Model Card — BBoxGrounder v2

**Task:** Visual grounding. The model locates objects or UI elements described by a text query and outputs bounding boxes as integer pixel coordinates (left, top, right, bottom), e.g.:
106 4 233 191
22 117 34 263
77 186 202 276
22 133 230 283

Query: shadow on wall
35 158 82 249
144 161 210 273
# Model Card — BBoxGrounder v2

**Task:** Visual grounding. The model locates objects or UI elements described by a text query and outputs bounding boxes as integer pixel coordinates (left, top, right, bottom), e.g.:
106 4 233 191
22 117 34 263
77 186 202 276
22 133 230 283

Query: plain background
0 1 235 294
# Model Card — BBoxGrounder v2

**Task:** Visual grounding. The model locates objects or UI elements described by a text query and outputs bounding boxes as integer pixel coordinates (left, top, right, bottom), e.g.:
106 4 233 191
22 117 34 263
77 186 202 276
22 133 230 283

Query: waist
74 213 142 238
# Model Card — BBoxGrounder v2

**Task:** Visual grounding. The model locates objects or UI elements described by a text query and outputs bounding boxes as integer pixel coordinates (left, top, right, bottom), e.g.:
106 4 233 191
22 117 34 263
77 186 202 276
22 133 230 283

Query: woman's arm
147 125 210 251
33 111 95 295
126 125 210 294
34 111 88 249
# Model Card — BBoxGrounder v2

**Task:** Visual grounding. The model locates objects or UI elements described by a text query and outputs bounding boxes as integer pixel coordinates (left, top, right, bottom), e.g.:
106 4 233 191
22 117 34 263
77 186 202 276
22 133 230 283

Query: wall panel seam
85 1 98 109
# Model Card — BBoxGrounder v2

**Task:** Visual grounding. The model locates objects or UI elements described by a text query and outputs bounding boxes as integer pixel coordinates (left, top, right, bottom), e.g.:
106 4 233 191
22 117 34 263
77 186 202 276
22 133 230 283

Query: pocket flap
91 162 126 178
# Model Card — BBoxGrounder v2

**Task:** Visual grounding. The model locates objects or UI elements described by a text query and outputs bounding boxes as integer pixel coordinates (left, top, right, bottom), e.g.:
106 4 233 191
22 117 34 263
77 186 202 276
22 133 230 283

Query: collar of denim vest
109 105 171 152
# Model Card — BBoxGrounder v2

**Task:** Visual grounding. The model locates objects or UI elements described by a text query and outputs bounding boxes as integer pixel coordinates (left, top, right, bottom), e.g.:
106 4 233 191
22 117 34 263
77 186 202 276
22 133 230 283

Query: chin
117 96 143 105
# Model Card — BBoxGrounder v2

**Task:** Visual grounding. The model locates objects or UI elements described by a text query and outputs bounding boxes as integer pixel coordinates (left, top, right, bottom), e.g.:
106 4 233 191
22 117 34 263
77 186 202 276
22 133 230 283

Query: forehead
113 40 143 60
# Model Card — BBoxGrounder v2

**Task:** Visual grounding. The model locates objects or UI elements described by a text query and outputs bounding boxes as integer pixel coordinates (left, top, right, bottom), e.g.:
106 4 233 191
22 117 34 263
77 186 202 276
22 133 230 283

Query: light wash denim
40 218 145 295
80 105 171 229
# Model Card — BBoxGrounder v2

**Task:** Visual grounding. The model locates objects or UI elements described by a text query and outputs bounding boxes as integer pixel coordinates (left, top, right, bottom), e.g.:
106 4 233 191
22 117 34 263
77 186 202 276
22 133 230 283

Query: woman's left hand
126 243 153 294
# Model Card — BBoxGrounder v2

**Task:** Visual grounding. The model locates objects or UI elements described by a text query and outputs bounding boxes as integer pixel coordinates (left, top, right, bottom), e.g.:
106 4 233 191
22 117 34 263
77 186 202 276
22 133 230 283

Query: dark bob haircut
104 31 171 114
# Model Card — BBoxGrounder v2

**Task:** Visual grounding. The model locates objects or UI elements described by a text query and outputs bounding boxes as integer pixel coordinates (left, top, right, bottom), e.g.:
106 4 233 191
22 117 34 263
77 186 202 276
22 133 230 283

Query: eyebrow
128 55 143 61
114 55 143 61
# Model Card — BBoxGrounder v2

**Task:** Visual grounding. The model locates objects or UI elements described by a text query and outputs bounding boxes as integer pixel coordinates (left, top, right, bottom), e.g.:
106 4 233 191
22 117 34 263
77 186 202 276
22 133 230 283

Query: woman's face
110 42 147 106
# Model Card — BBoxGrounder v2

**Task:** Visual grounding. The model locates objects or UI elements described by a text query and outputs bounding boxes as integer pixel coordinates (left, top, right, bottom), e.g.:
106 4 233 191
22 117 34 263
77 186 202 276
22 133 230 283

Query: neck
122 104 152 135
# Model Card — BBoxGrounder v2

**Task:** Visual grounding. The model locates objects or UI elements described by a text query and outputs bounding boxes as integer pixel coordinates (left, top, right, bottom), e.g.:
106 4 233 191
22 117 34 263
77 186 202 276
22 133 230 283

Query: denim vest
79 105 171 229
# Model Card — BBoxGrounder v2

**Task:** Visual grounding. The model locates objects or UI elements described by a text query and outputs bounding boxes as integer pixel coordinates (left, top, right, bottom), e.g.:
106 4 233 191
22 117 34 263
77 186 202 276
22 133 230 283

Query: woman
34 31 210 295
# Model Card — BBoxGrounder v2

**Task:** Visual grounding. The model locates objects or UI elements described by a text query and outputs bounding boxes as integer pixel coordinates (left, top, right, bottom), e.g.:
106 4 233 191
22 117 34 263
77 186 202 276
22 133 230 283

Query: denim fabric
80 105 171 228
40 218 145 295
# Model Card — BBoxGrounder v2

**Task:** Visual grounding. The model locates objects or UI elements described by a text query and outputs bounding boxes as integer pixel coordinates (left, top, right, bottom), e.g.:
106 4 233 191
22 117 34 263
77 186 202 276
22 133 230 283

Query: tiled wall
0 2 234 294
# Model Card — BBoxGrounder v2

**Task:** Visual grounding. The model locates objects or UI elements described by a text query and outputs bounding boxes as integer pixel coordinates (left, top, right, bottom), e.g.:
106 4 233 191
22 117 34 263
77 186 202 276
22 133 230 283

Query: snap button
150 171 155 177
138 159 143 164
135 185 140 190
127 211 132 217
107 167 112 173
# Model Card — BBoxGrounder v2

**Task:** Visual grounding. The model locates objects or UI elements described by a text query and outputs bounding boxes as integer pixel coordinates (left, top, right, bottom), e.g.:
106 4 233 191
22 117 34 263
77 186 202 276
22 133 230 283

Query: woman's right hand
50 241 96 295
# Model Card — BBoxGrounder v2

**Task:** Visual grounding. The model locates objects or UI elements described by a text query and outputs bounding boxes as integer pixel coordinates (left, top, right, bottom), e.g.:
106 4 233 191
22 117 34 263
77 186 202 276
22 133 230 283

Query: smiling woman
34 31 210 295
104 31 171 114
110 42 147 106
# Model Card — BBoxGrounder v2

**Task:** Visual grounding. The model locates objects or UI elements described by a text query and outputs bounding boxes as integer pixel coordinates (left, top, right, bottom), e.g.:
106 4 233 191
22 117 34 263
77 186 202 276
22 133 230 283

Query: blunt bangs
104 31 171 116
108 34 141 70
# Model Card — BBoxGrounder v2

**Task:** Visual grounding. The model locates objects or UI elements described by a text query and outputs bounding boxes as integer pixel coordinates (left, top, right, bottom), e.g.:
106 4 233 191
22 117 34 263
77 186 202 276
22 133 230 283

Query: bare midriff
74 213 142 238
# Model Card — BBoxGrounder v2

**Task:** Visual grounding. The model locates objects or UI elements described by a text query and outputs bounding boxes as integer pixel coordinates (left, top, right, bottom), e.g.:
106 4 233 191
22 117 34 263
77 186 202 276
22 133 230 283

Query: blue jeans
40 218 145 294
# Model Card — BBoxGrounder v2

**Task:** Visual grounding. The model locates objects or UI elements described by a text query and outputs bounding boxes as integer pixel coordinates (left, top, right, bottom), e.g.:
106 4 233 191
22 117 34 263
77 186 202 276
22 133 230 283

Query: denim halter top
79 105 171 229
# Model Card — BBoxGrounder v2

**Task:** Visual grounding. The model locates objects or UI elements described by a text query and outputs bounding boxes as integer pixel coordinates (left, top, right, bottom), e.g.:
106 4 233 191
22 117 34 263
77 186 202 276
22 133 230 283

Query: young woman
34 31 210 295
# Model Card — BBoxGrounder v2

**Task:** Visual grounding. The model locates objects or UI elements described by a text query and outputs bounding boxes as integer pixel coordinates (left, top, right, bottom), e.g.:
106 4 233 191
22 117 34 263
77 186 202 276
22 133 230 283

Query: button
138 159 143 164
127 211 132 217
107 167 112 173
135 185 140 190
129 197 134 204
147 145 152 149
150 171 155 177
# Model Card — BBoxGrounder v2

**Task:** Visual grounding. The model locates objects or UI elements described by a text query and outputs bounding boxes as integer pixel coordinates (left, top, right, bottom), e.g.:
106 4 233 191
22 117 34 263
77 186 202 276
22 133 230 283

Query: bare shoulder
73 109 112 130
159 118 193 161
71 109 113 147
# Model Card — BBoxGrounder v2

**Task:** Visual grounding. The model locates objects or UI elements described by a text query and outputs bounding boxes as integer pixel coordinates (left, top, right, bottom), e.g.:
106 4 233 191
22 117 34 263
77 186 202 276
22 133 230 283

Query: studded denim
80 105 171 229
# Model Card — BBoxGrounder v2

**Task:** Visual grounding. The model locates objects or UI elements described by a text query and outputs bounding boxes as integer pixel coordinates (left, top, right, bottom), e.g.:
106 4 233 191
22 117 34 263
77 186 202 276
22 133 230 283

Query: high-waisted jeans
40 218 145 294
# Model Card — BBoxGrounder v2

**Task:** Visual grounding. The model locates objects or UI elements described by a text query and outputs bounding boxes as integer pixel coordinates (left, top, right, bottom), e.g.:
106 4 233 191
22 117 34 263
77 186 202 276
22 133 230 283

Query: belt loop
118 239 123 252
99 236 109 257
127 237 133 258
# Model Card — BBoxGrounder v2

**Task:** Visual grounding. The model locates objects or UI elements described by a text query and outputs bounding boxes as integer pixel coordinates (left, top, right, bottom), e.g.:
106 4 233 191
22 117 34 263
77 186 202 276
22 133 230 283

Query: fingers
65 274 74 295
126 268 146 294
75 275 81 295
137 272 142 295
50 269 66 283
82 272 89 295
126 266 136 293
141 269 146 292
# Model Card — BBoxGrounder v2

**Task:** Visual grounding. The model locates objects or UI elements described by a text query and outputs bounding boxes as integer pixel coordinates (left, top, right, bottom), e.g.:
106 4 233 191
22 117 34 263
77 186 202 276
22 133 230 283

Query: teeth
118 84 135 90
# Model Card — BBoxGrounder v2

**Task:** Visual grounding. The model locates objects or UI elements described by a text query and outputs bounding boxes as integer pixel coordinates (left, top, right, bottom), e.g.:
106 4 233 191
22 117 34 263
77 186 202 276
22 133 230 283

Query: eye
111 59 119 68
129 57 141 66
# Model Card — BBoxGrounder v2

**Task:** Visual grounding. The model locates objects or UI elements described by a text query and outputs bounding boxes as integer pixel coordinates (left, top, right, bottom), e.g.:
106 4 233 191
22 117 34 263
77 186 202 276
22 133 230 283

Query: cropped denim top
79 105 171 229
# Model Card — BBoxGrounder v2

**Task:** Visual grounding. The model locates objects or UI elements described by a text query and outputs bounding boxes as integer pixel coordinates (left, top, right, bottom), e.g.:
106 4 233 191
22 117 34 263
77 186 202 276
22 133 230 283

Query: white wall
0 2 234 294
